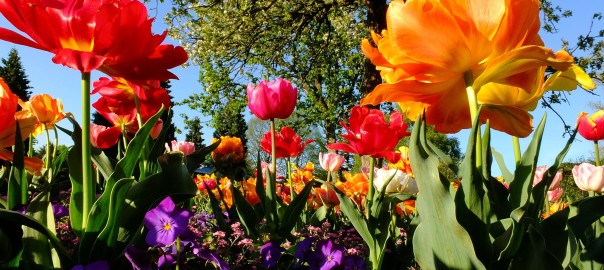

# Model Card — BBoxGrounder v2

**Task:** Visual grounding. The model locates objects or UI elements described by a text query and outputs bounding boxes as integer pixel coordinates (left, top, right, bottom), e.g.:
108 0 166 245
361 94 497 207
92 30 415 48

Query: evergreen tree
0 48 32 101
184 116 205 151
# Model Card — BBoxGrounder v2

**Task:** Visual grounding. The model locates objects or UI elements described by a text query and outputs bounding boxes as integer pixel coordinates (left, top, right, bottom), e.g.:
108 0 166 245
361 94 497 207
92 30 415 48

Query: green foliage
167 0 367 142
0 48 32 101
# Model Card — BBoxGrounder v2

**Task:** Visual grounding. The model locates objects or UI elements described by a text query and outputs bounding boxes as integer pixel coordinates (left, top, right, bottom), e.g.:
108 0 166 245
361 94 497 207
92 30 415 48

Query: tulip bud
373 168 418 194
246 78 298 120
577 111 604 141
319 152 345 172
166 140 196 156
572 163 604 193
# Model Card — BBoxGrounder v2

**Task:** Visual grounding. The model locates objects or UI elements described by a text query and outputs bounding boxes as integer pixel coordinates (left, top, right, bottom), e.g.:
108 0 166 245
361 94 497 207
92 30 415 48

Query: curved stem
287 158 294 202
366 157 375 219
81 72 93 230
464 71 483 172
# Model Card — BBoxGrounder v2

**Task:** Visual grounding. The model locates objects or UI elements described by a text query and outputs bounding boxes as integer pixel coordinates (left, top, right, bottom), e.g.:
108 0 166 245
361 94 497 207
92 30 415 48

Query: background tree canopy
165 0 602 165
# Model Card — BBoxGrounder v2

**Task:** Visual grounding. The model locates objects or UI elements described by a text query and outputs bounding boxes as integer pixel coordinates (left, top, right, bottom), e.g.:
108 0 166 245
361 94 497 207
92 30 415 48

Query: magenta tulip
247 78 298 120
572 163 604 193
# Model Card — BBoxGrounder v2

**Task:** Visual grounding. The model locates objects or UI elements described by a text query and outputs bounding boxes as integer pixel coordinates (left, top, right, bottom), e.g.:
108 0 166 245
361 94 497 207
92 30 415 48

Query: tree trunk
361 0 388 100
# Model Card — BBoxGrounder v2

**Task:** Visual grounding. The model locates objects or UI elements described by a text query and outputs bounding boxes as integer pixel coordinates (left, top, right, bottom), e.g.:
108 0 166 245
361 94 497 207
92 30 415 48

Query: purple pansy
143 196 191 246
309 240 344 270
70 260 109 270
342 255 367 270
52 202 69 218
294 237 316 262
260 241 285 268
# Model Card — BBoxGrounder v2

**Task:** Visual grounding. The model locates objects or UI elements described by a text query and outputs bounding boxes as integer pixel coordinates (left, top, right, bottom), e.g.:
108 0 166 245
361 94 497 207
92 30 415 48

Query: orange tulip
0 0 187 81
211 136 245 165
19 94 67 136
361 0 575 137
0 79 42 174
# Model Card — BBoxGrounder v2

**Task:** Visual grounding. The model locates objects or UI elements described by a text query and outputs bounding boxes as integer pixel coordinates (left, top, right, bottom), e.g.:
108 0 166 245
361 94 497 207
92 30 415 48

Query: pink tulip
572 163 604 193
532 165 563 190
166 140 196 156
246 78 298 120
319 152 345 172
548 188 563 203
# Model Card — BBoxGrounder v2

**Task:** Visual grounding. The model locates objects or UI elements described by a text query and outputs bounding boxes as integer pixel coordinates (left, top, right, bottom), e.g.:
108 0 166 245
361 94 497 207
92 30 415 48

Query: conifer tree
0 48 32 101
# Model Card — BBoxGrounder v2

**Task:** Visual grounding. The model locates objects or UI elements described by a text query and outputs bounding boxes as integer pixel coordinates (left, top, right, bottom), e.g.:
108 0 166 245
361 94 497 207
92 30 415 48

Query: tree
167 0 387 143
184 116 205 151
0 48 32 101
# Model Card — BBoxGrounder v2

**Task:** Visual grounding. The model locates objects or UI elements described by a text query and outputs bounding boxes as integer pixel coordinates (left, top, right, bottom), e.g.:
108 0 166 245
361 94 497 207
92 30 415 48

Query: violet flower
309 240 344 270
342 255 367 270
143 196 191 246
294 237 316 262
260 242 285 268
70 260 109 270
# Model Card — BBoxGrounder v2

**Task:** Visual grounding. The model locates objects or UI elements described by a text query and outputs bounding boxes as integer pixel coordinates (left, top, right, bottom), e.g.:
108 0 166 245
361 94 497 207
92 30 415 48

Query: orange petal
480 104 533 137
474 46 574 91
386 0 471 71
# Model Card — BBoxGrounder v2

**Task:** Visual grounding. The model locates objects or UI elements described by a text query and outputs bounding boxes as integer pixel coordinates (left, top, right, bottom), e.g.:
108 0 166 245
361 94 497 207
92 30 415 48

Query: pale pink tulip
166 140 196 156
572 163 604 193
319 152 345 172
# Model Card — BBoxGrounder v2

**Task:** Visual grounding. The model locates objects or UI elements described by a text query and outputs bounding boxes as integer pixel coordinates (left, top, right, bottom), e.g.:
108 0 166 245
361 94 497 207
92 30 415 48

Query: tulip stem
366 157 375 219
464 71 483 172
266 119 278 229
81 72 93 230
594 141 601 167
464 71 478 126
287 158 294 202
513 136 521 167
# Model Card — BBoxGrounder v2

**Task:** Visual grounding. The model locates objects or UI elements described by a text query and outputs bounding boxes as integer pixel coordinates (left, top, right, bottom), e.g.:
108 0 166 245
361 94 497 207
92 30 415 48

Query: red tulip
0 0 187 81
90 123 121 149
577 111 604 141
260 126 313 158
247 78 297 120
328 106 409 163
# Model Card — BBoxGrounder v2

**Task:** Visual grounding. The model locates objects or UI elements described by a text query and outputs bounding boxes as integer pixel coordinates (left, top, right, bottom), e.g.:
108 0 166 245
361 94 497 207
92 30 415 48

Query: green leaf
87 178 134 262
527 129 576 219
454 113 493 265
409 115 485 270
8 121 26 210
114 151 197 258
231 184 259 237
78 107 164 260
203 180 231 233
322 180 373 247
0 218 23 264
508 114 547 212
539 206 577 268
492 149 513 183
0 209 73 268
278 180 315 238
509 225 564 270
21 190 58 269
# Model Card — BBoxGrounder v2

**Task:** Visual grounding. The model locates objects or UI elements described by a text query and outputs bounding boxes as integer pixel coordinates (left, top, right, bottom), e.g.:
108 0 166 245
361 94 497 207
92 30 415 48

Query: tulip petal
480 104 534 138
386 0 472 71
544 65 596 91
474 46 574 91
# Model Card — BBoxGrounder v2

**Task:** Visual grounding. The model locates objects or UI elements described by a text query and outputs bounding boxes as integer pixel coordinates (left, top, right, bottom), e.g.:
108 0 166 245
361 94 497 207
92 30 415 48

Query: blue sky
0 0 602 175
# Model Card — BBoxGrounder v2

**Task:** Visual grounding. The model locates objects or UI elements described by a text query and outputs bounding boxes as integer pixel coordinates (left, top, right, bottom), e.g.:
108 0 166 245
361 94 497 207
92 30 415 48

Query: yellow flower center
163 222 171 231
